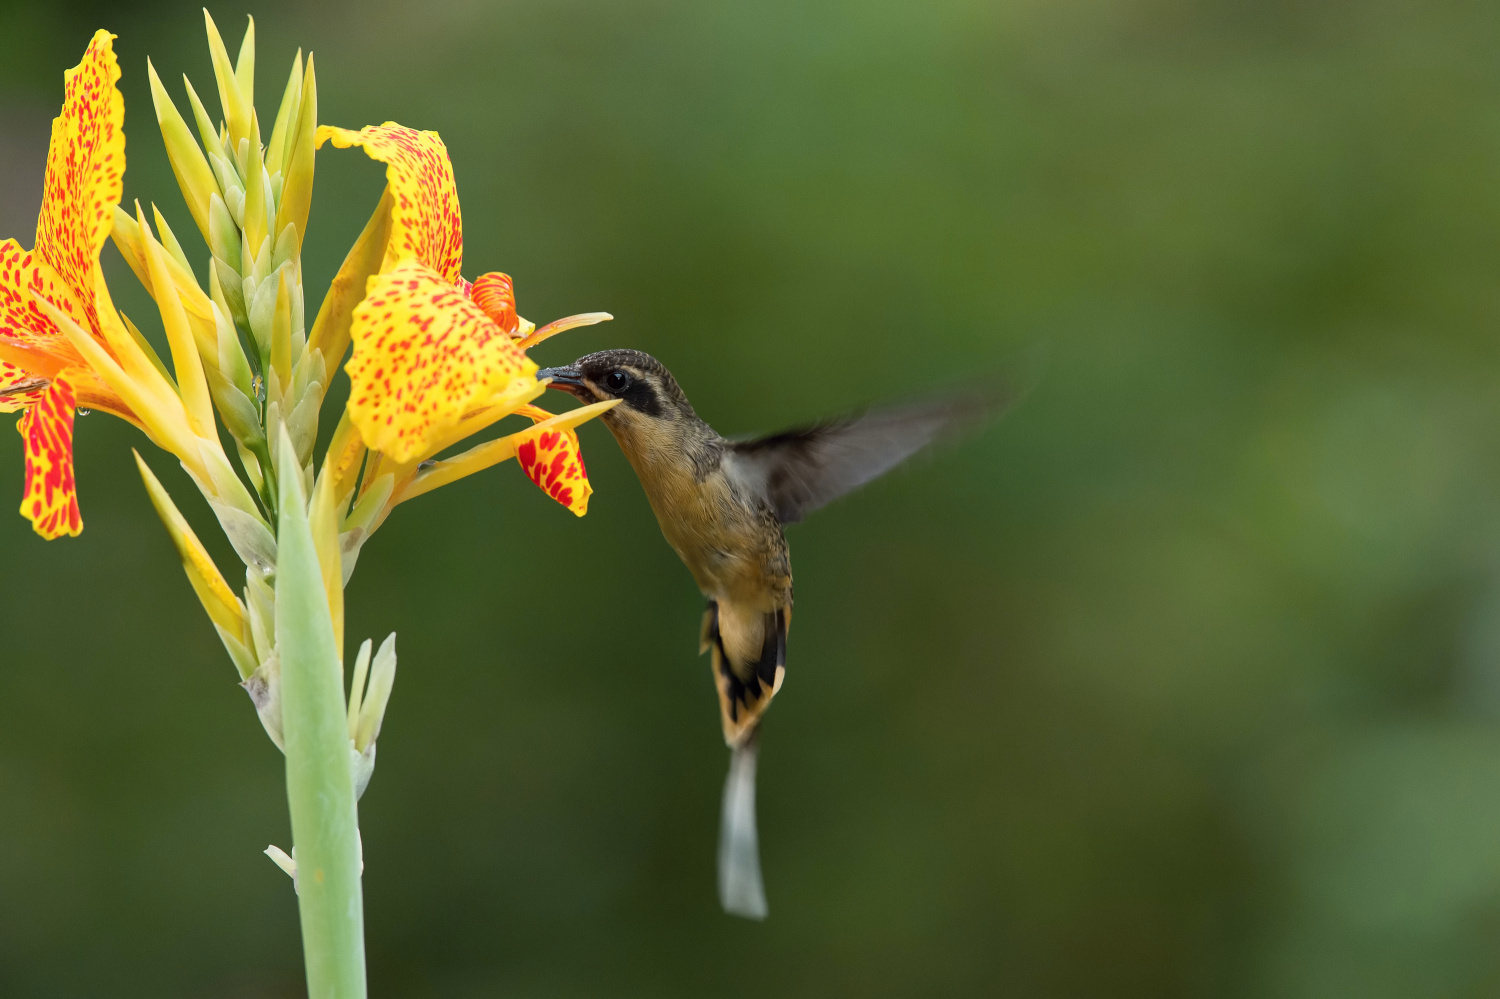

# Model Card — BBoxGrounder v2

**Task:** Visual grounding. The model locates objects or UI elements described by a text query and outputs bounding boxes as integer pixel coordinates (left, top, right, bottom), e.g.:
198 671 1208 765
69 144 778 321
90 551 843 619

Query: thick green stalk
275 429 366 999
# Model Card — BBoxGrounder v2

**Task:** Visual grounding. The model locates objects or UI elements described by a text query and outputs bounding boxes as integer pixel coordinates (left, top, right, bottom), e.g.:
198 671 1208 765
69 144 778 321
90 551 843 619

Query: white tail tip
718 738 768 919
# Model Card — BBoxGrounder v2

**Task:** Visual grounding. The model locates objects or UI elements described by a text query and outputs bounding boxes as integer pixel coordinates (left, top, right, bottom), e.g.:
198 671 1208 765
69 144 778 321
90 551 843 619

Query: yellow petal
308 460 345 656
134 449 246 635
346 259 536 463
307 187 391 368
137 205 215 440
354 375 547 519
89 267 186 405
0 239 138 421
317 122 463 283
397 398 617 505
111 207 216 377
419 370 547 459
36 297 202 476
35 30 125 341
148 204 215 320
319 408 367 510
16 369 82 538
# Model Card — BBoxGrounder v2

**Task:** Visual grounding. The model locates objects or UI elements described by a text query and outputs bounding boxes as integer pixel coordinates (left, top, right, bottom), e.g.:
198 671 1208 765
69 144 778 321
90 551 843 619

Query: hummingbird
538 349 996 919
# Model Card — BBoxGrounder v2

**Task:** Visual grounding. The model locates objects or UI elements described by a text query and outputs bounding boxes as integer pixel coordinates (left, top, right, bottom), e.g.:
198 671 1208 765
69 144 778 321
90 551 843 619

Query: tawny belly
651 500 784 604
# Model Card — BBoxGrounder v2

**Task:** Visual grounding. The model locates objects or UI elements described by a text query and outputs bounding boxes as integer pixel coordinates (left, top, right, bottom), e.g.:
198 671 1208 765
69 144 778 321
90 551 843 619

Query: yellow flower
316 122 616 518
0 31 240 538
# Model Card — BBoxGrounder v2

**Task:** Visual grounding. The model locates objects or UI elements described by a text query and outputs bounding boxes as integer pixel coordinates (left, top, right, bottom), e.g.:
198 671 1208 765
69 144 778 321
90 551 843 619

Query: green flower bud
147 59 219 240
204 10 252 151
275 55 317 246
182 75 226 161
213 257 248 327
242 650 283 751
207 193 241 270
265 50 304 177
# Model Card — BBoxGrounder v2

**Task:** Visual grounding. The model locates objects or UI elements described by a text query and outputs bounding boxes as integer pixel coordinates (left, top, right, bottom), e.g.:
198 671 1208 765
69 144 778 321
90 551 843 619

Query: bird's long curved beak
537 365 585 393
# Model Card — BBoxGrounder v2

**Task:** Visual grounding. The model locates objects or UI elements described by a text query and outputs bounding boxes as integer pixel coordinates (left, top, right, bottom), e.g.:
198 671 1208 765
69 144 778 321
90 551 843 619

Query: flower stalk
275 427 366 999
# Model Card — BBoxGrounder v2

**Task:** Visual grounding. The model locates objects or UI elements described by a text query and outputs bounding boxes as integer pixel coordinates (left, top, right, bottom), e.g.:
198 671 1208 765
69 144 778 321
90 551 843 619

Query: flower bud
212 257 248 327
344 635 397 798
242 112 270 254
265 51 304 177
272 222 300 270
148 58 219 240
242 651 283 751
275 56 317 246
210 282 253 394
182 75 226 161
244 569 276 661
207 193 241 270
204 10 252 151
224 182 245 228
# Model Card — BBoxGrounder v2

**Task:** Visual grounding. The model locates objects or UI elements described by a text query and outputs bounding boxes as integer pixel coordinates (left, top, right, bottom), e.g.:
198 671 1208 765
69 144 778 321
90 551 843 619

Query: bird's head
538 349 700 434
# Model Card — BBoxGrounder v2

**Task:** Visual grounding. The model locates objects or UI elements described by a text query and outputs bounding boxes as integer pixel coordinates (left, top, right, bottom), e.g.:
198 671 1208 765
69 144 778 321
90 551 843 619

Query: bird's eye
605 370 632 392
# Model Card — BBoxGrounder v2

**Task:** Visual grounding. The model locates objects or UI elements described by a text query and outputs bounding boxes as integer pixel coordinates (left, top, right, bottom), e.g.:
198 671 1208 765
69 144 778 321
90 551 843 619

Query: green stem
276 446 365 999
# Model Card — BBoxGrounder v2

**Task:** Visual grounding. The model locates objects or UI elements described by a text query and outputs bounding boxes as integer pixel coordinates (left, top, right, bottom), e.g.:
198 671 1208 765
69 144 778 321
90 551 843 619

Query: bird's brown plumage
537 347 999 918
574 364 793 746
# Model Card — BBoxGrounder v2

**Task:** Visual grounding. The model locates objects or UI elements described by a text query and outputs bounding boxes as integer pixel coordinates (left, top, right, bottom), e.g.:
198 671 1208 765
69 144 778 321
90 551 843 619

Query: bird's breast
636 459 790 609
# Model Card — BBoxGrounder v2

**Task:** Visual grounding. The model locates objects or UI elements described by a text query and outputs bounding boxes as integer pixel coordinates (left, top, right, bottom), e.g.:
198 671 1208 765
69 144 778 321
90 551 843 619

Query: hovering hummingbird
539 349 998 919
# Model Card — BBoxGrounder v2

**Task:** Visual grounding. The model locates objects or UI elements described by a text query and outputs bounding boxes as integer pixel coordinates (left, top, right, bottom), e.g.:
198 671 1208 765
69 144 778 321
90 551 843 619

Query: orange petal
347 260 536 463
16 369 82 538
470 271 518 334
513 403 594 516
316 123 463 284
34 30 124 339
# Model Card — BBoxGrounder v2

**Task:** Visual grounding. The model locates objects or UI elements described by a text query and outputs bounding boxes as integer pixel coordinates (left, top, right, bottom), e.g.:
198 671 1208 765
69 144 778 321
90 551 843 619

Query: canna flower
0 30 251 538
16 20 625 994
0 30 129 537
315 122 614 521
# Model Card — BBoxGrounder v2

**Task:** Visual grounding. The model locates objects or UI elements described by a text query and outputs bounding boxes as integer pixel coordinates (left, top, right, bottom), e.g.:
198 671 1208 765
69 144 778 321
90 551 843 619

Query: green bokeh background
4 0 1500 995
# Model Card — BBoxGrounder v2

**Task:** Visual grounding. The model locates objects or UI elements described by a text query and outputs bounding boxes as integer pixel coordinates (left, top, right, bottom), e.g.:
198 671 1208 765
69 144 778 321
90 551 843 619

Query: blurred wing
727 392 991 525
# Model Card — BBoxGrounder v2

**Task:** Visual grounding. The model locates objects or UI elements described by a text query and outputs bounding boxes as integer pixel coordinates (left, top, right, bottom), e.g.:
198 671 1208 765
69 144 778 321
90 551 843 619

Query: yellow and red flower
317 122 613 517
1 31 255 539
0 30 129 537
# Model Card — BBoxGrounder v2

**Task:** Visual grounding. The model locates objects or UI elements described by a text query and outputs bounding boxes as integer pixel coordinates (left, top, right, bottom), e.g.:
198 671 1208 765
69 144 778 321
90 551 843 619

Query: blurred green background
3 0 1500 995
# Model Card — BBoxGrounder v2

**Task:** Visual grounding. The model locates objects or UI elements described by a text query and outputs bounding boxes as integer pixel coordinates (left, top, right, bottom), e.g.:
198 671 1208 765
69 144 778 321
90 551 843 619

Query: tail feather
703 601 788 747
703 601 787 918
718 731 768 920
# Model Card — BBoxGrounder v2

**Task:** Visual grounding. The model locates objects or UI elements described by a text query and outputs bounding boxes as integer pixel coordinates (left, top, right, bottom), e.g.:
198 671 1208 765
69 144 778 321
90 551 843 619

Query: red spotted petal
513 404 593 516
0 239 91 411
470 272 519 335
346 260 536 462
17 369 81 538
0 364 47 414
35 30 124 339
316 123 464 285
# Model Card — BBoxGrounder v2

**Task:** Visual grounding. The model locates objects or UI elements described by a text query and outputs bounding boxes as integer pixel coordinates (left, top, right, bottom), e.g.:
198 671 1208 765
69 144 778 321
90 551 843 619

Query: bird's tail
718 727 768 920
